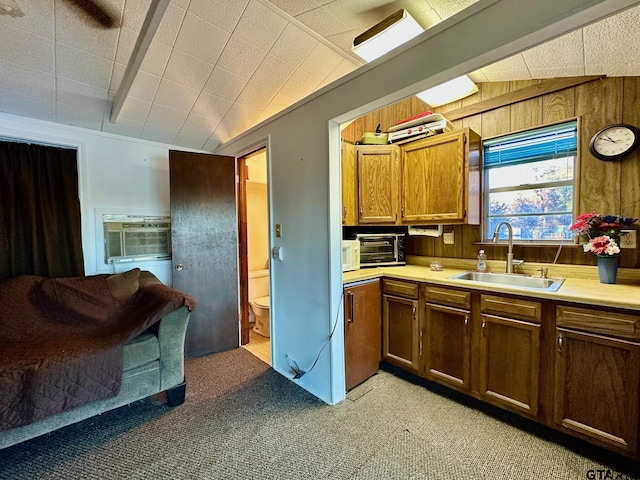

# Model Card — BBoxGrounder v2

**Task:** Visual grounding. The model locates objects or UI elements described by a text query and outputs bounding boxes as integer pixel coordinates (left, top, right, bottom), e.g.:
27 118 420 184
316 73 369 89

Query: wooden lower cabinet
478 294 542 417
382 279 420 372
344 279 382 391
377 279 640 460
478 314 540 416
423 302 471 392
554 327 640 456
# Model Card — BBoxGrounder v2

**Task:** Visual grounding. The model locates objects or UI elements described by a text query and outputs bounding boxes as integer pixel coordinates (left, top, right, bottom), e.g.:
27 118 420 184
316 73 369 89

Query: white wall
0 113 204 285
215 0 637 405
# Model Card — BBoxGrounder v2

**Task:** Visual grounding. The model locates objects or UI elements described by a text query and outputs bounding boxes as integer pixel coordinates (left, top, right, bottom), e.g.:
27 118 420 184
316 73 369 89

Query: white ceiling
1 0 639 151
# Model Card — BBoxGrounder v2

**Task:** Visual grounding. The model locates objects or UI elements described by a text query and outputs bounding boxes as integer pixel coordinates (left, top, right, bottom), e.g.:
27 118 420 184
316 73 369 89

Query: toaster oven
355 233 405 267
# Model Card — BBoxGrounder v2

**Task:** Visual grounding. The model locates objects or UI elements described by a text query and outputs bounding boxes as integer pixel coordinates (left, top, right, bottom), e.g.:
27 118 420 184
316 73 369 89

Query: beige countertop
343 261 640 312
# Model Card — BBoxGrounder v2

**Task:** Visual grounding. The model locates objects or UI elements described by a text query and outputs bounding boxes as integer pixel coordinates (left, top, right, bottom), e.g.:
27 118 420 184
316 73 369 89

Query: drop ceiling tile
295 7 351 38
233 1 288 51
191 92 233 121
187 0 248 33
174 12 230 65
0 90 55 122
56 43 113 90
219 103 254 138
146 103 188 129
253 91 297 125
267 0 320 17
526 67 587 79
129 72 161 102
468 71 490 83
203 67 249 101
154 3 186 46
279 68 319 99
54 0 121 60
154 79 200 111
0 60 55 101
182 113 220 136
115 27 138 65
317 58 357 88
584 6 640 76
164 49 214 90
56 103 106 131
122 0 153 31
202 136 222 152
325 30 363 58
56 77 109 112
269 24 318 68
173 131 209 150
140 40 172 76
216 35 267 77
0 24 54 73
110 62 127 92
251 55 295 91
140 124 179 144
235 79 278 113
522 30 584 74
323 0 397 31
480 54 532 81
430 0 478 19
102 118 145 137
0 0 54 40
119 97 152 123
298 43 343 79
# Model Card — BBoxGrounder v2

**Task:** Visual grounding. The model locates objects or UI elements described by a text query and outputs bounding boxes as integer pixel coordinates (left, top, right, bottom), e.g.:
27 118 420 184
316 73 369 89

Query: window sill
474 241 582 248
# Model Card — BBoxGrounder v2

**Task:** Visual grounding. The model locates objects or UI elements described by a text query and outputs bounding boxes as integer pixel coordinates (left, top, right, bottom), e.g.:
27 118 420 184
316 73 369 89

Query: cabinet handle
348 292 354 323
481 318 486 336
343 206 347 219
419 329 423 357
401 206 405 218
464 315 469 329
558 333 563 354
359 207 363 216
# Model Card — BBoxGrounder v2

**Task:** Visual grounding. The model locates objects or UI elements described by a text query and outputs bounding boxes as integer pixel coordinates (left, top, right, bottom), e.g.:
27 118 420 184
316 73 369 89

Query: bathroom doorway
238 148 271 365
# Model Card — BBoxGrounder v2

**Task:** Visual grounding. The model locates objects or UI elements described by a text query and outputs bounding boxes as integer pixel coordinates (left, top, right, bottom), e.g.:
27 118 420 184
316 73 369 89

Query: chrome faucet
492 221 516 273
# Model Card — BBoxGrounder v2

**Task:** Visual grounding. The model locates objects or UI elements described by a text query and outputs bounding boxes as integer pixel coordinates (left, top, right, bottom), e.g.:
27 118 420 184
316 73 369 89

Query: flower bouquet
569 212 637 283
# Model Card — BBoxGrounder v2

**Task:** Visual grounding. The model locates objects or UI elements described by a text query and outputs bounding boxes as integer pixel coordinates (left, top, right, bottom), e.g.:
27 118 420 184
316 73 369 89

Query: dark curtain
0 141 84 280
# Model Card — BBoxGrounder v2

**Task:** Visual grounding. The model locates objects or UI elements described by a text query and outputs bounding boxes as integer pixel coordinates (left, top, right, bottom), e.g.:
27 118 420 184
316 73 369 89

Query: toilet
249 295 270 337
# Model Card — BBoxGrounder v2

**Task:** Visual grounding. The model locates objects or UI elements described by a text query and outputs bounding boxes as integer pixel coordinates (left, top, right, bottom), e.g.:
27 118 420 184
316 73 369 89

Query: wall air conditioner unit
104 215 171 264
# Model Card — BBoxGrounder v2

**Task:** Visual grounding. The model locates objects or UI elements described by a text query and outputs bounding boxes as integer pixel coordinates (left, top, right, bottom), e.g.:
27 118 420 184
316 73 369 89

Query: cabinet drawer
556 306 640 340
424 286 470 309
383 279 419 299
481 295 541 323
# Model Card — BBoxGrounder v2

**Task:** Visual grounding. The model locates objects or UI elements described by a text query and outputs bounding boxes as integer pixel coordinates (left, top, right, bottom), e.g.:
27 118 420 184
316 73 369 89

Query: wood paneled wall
343 77 640 268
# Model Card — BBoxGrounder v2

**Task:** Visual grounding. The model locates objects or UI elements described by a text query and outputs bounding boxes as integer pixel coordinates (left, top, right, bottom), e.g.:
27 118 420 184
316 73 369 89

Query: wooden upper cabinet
400 128 481 224
341 141 357 226
356 145 400 224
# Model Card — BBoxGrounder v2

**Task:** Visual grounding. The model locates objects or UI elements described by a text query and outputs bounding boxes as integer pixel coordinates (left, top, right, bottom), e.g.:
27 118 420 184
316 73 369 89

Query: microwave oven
355 233 405 267
342 240 360 272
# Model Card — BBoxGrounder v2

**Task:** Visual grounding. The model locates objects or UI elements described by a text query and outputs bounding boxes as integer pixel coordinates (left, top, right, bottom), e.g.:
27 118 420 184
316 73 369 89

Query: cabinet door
356 146 400 224
423 302 471 392
382 295 419 371
341 141 357 226
554 328 640 456
344 280 382 391
400 131 465 223
479 314 540 417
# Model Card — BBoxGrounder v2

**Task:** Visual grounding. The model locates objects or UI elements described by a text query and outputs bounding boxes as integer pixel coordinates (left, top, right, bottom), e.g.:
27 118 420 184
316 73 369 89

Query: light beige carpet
0 348 636 479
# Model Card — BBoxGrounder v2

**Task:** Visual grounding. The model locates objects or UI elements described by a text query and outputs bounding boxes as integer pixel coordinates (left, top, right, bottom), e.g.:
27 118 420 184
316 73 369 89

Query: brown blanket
0 273 196 432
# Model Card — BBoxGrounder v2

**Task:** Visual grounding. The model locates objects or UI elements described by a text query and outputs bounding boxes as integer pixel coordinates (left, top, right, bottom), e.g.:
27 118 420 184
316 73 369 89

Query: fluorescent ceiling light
352 9 424 62
416 75 479 107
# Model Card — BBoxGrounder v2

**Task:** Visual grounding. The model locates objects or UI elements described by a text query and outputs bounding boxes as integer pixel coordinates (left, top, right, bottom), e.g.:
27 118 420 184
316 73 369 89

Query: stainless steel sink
448 271 565 292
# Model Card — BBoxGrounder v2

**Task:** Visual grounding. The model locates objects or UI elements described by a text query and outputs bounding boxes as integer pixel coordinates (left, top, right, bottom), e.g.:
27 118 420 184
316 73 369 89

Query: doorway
238 148 271 365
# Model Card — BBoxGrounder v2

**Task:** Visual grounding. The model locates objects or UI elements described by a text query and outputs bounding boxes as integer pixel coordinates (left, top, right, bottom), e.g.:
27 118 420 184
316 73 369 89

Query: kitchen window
483 121 577 242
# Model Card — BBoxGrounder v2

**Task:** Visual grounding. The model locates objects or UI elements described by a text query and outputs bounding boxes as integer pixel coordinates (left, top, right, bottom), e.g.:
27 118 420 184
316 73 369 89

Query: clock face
589 124 640 161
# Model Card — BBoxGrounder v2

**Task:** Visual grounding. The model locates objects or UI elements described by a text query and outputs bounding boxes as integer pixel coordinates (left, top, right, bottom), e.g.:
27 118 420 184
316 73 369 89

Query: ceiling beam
110 0 170 123
443 75 606 121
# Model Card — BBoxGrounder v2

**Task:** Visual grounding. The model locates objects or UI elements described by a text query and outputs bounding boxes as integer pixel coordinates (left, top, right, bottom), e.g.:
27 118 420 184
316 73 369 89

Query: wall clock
589 124 640 161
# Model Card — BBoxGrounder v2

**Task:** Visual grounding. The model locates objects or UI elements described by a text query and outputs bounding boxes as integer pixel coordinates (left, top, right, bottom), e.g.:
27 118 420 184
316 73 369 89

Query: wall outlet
620 230 637 249
443 232 455 245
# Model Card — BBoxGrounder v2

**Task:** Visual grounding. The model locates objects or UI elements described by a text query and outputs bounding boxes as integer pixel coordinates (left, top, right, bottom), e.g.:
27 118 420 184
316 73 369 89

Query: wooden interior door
169 150 239 357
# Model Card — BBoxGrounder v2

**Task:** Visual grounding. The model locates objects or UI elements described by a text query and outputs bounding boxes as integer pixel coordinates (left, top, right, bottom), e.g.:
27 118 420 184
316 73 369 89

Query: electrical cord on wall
286 293 344 380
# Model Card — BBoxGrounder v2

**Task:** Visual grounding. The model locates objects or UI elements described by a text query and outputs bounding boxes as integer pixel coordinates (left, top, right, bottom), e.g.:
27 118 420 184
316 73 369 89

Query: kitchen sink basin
448 271 565 292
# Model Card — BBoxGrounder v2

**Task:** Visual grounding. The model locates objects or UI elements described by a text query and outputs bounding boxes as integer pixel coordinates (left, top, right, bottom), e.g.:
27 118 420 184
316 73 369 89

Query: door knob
175 264 184 271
